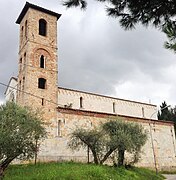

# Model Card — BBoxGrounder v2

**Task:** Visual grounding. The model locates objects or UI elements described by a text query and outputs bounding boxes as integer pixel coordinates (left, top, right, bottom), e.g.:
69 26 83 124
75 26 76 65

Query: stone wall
58 87 158 120
38 107 176 171
16 5 59 134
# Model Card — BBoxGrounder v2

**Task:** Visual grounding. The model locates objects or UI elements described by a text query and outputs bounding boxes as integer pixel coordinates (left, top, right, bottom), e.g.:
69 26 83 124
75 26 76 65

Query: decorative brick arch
31 48 51 68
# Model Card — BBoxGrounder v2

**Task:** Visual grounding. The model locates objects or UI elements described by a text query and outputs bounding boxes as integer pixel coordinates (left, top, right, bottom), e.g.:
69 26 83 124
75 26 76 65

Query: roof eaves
16 2 61 24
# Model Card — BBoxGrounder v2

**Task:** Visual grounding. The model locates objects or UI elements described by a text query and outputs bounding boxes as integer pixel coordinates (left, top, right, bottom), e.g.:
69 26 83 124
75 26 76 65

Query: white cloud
0 0 176 108
0 100 4 105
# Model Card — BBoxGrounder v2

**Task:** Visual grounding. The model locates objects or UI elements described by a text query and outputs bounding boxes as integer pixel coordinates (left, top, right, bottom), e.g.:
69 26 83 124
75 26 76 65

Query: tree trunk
118 149 125 166
100 148 115 164
34 139 38 165
91 149 99 164
87 146 90 163
0 156 17 179
0 167 4 180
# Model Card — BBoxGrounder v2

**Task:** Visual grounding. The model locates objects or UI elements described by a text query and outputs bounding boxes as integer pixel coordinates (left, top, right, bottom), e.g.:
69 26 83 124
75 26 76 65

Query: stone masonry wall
58 87 157 120
38 107 176 171
17 6 59 138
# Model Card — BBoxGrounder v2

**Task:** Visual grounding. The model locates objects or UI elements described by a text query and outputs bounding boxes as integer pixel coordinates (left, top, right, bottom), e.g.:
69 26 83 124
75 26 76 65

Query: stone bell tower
16 2 61 125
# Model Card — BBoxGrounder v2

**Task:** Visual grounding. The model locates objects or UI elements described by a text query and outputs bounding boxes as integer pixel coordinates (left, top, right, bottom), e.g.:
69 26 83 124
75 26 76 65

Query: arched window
39 19 47 36
38 78 46 89
80 97 83 108
40 55 45 68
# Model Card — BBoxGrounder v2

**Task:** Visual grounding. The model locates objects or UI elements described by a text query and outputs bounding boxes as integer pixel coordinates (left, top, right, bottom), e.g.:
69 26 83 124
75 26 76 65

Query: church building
5 2 176 170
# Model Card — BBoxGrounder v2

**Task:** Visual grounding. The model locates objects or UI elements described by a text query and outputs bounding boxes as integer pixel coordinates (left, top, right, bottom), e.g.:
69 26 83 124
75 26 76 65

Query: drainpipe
149 105 170 174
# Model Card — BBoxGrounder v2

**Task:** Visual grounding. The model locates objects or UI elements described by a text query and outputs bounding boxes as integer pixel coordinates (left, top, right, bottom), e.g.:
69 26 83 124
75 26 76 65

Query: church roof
16 2 61 24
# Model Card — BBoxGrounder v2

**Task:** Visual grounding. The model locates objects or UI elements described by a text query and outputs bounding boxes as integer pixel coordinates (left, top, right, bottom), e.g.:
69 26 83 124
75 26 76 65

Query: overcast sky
0 0 176 108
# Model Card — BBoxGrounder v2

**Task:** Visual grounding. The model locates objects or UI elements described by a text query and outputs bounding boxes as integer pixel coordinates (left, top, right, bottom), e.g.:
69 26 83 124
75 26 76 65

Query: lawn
4 162 164 180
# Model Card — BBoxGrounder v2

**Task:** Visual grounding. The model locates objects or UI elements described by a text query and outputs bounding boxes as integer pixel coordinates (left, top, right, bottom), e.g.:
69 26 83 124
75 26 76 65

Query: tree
68 128 105 164
63 0 176 28
69 119 147 166
62 0 176 52
103 120 147 166
0 102 46 179
157 101 171 121
158 101 176 133
163 23 176 52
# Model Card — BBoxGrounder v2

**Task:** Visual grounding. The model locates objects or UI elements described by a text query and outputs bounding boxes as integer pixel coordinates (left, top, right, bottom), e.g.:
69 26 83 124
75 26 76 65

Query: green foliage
157 101 176 123
4 162 164 180
103 120 148 166
163 23 176 53
158 101 176 133
62 0 176 52
68 128 106 164
0 102 46 178
62 0 176 29
63 0 87 9
69 119 148 166
158 101 171 121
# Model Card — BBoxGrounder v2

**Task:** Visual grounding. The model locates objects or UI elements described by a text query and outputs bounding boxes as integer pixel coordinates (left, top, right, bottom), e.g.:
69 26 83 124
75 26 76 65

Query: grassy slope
4 162 164 180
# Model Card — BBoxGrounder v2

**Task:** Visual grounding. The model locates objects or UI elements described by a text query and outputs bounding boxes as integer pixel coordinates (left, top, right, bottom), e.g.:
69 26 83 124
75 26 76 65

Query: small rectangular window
42 98 44 106
142 107 145 117
113 102 115 113
80 97 83 108
38 78 46 89
22 77 25 90
58 120 62 137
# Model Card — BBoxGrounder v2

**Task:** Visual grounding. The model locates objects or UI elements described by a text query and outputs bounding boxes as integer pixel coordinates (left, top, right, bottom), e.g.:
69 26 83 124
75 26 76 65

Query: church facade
5 2 176 170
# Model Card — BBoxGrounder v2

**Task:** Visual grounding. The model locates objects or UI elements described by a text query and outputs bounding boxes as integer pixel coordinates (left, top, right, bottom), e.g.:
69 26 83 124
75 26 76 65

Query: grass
4 162 164 180
161 170 176 174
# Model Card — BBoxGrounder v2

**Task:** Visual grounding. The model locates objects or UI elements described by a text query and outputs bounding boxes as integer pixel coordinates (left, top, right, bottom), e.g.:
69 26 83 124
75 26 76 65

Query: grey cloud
0 0 176 106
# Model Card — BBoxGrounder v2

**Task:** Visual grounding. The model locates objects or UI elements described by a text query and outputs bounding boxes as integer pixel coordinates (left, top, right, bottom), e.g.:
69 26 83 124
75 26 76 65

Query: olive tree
69 119 148 166
68 128 105 164
0 102 46 179
103 120 148 166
